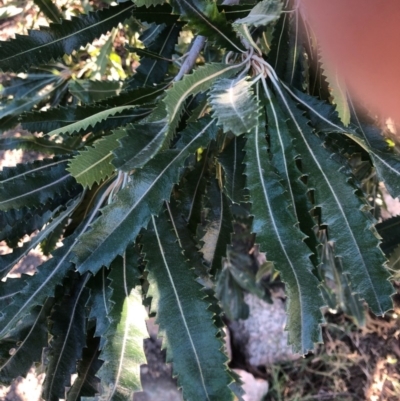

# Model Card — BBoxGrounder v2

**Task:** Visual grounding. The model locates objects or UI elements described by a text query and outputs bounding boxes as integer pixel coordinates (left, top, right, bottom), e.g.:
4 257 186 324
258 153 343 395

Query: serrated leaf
95 248 147 400
129 23 182 88
68 131 126 189
86 268 112 347
0 298 54 384
134 0 165 7
348 105 400 198
134 4 179 25
0 73 64 119
201 180 234 277
172 0 244 53
0 135 74 155
0 195 68 243
112 121 166 171
42 273 90 401
234 0 282 27
285 88 400 199
0 196 81 279
66 334 102 401
0 2 135 72
218 136 246 204
93 28 117 79
0 156 80 211
244 85 323 353
321 64 350 126
72 118 218 275
209 77 259 136
167 189 210 281
216 265 249 321
0 198 106 339
34 0 62 23
21 102 152 138
46 105 147 137
264 87 319 258
272 80 394 315
162 62 243 137
127 63 240 163
142 211 235 401
69 79 122 103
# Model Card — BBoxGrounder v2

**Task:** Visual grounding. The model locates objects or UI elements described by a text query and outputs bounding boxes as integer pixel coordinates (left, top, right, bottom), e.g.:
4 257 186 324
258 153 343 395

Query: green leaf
0 299 54 384
86 268 112 347
21 102 152 137
95 249 148 400
264 87 319 259
209 77 259 136
288 90 400 199
167 188 210 281
348 106 400 199
69 79 122 103
234 0 282 27
142 210 235 401
0 72 64 119
321 64 350 126
0 196 81 279
218 136 246 204
122 63 238 164
162 62 243 137
0 135 74 155
42 273 90 401
66 334 102 401
94 28 117 79
216 265 249 321
134 4 179 25
0 198 106 339
0 2 135 72
68 131 126 189
201 180 234 277
33 0 62 23
244 86 323 353
72 118 218 275
128 23 182 88
272 81 393 315
46 105 148 137
112 121 166 171
0 157 80 211
134 0 165 7
172 0 244 53
0 195 70 243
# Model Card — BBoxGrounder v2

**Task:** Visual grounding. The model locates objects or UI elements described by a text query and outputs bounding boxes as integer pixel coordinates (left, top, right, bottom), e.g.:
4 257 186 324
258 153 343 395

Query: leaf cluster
0 0 398 400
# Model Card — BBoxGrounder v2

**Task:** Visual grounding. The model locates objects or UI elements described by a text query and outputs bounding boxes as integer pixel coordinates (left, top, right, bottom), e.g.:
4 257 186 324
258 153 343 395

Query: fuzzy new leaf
210 77 258 136
234 0 282 28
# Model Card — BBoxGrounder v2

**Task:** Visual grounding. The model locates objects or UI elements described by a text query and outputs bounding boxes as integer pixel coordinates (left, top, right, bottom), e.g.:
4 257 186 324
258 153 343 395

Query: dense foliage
0 0 399 400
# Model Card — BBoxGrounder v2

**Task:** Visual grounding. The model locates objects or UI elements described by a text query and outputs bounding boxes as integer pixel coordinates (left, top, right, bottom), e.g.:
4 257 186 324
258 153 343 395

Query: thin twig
174 35 206 81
